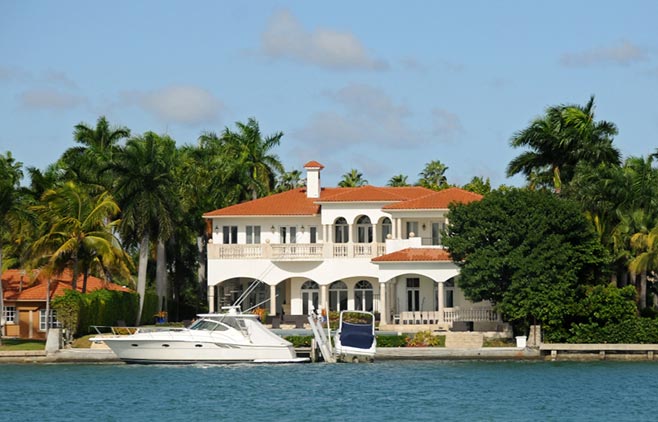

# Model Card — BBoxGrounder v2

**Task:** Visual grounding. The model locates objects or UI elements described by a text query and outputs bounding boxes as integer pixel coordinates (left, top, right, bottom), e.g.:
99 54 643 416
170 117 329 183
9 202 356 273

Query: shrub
405 330 443 347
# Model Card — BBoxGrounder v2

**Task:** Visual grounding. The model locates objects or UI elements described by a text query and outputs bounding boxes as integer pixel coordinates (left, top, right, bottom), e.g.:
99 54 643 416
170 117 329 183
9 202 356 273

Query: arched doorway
329 281 348 312
301 280 319 315
354 280 374 311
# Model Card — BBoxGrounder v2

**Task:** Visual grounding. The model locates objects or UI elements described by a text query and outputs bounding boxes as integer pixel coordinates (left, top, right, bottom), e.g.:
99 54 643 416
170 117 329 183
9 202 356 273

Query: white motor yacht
92 308 308 364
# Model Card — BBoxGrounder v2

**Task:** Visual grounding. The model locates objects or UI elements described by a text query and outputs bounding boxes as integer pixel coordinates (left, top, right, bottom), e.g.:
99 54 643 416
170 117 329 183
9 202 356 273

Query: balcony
207 242 388 261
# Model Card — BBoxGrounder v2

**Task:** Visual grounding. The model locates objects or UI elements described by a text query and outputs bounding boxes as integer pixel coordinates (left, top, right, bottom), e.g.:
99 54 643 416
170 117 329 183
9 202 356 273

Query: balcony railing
208 242 387 260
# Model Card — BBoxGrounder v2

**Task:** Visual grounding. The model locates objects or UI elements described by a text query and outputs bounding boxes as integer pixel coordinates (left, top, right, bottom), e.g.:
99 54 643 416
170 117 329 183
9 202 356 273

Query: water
2 360 656 421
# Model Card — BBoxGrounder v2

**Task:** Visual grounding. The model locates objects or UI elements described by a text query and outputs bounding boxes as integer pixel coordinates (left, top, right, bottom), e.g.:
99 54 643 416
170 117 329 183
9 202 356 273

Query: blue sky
1 1 657 188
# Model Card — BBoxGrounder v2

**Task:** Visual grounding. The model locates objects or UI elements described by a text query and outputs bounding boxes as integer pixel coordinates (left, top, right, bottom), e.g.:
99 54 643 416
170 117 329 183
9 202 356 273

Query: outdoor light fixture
301 225 305 232
271 225 275 232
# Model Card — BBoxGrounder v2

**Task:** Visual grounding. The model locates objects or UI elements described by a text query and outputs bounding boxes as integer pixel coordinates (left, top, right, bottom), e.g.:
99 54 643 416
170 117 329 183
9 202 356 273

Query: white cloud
18 88 87 110
560 40 648 67
431 108 464 142
121 85 223 126
261 9 388 70
44 70 77 88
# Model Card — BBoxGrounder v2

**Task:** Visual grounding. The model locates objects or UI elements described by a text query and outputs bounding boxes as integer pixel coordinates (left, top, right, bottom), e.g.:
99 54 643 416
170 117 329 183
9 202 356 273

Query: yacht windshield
189 319 229 332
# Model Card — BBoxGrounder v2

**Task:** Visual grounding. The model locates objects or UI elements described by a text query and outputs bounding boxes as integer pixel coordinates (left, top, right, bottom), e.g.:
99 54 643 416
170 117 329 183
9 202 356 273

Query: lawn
0 339 46 351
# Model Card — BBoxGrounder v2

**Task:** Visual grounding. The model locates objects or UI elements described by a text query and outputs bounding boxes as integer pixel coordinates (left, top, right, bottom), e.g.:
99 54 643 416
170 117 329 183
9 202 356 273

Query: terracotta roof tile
383 187 483 210
2 268 133 302
372 248 453 262
304 161 324 169
318 186 433 202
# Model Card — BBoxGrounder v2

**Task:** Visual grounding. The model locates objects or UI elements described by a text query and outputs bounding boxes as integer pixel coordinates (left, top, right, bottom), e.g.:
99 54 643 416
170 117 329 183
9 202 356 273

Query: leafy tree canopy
444 188 610 334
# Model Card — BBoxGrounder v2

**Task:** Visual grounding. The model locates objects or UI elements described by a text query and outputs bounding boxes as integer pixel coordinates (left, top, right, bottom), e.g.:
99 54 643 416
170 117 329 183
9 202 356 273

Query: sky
1 1 657 188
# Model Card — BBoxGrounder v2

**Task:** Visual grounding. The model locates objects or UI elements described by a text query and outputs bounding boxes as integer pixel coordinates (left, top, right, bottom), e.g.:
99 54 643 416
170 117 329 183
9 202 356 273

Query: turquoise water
2 360 657 421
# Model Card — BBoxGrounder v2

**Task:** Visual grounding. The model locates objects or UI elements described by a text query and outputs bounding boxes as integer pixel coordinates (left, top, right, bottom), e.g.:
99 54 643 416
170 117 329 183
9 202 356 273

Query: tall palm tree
60 116 131 189
0 152 33 344
30 182 126 292
339 169 368 187
387 174 409 187
276 170 305 192
630 225 658 308
507 96 620 192
110 132 177 322
418 160 449 190
218 118 284 200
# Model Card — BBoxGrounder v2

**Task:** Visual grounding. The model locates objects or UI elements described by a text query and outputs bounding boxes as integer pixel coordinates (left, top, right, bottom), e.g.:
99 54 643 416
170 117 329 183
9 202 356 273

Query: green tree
276 169 305 192
218 118 284 200
110 132 177 322
0 152 33 344
31 182 127 293
60 116 131 189
462 176 491 195
507 96 620 192
444 188 609 338
417 160 449 190
387 174 409 187
338 169 368 187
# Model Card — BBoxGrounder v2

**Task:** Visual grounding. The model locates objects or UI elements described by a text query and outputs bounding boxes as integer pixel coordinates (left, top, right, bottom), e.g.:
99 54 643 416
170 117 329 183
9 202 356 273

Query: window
329 281 348 312
39 309 61 331
381 218 392 241
406 221 419 238
431 222 443 246
356 216 373 243
334 218 348 243
445 278 455 308
301 281 319 315
2 306 16 324
280 226 297 244
246 225 261 244
310 226 317 244
406 278 420 311
354 280 373 311
222 226 238 244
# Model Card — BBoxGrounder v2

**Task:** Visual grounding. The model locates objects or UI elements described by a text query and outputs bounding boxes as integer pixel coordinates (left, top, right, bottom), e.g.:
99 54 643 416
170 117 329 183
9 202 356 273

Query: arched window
329 281 348 312
356 216 373 243
354 280 373 311
334 217 348 243
381 217 392 241
301 281 319 315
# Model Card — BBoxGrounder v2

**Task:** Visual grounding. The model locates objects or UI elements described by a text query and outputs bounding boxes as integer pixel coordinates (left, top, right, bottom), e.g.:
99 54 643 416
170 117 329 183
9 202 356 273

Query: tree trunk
156 239 167 313
136 233 150 325
197 235 207 313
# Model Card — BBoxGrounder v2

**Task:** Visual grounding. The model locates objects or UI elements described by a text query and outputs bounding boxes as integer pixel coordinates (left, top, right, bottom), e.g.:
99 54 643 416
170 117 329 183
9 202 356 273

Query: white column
437 281 445 323
379 281 387 324
270 284 277 316
321 284 328 313
208 285 215 313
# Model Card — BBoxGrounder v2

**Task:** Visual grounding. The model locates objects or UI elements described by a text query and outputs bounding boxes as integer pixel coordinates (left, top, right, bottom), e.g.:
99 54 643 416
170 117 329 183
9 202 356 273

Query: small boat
91 307 308 364
333 310 376 363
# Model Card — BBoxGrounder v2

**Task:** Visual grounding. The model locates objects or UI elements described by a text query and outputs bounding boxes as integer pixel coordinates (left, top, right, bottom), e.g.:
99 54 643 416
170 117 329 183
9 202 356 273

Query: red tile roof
203 186 441 217
372 248 453 262
304 161 324 169
2 268 133 302
383 187 483 210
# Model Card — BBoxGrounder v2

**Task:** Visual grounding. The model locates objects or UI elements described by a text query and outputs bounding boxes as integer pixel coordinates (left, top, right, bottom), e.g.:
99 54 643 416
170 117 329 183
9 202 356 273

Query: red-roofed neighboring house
1 268 132 340
202 161 498 331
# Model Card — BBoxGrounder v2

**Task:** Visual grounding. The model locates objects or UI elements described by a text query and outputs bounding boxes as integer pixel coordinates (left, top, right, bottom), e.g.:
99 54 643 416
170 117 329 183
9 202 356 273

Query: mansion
203 161 498 330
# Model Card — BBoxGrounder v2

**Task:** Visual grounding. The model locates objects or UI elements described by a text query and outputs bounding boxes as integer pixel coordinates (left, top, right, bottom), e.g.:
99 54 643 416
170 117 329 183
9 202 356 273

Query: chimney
304 161 324 198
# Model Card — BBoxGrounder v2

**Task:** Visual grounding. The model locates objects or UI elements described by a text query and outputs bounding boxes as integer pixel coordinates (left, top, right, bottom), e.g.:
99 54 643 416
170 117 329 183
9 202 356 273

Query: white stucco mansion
203 161 498 330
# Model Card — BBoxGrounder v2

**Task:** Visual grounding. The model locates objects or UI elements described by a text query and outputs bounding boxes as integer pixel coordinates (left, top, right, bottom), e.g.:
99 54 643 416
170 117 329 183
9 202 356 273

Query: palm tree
276 170 305 192
630 225 658 308
60 116 131 189
507 96 620 192
218 118 284 200
387 174 409 187
0 152 33 344
418 160 449 190
110 132 177 322
30 182 127 292
339 169 368 187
